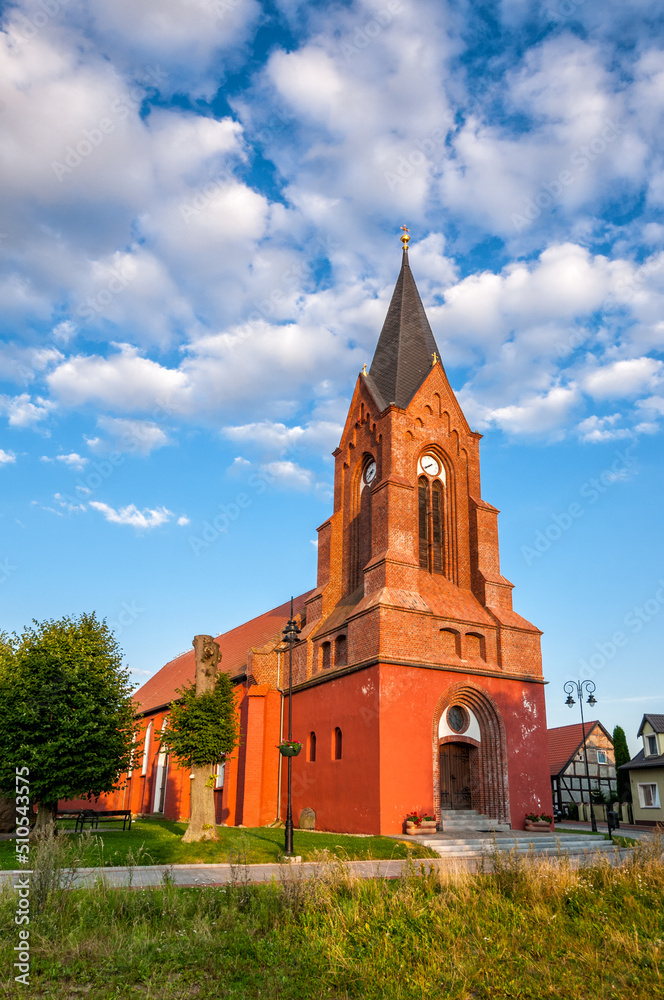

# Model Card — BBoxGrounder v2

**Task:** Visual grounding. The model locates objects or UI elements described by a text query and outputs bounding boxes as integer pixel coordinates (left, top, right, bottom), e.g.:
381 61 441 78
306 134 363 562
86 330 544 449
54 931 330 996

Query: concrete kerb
0 843 636 889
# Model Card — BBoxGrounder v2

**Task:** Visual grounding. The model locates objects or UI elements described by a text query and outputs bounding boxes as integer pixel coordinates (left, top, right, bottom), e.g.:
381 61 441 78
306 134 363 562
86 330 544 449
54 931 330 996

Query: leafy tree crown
158 672 238 768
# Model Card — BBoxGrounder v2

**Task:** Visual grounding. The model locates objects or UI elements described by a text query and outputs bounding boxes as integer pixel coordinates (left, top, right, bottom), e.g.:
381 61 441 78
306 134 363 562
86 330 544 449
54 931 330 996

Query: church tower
288 229 551 834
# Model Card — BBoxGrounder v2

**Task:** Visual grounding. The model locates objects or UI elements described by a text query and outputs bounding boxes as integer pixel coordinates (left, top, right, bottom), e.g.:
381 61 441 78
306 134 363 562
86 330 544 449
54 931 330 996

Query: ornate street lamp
563 679 598 833
282 599 301 856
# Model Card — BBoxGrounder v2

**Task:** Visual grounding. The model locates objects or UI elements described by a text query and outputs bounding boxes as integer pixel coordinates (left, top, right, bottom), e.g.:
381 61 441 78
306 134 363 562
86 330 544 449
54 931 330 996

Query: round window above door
447 705 469 734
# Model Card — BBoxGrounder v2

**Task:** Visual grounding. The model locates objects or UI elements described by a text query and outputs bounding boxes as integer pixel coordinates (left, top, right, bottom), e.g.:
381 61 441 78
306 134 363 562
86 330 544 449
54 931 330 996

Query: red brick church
97 234 551 833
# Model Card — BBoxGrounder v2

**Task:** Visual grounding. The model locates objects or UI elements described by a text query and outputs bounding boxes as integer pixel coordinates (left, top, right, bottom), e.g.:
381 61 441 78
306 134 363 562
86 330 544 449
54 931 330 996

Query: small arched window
321 642 331 670
334 727 343 761
141 721 152 776
335 634 347 667
308 731 317 763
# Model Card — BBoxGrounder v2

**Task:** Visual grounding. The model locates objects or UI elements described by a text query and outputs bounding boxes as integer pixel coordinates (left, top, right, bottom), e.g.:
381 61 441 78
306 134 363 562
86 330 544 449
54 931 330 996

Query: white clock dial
420 455 440 477
364 460 377 484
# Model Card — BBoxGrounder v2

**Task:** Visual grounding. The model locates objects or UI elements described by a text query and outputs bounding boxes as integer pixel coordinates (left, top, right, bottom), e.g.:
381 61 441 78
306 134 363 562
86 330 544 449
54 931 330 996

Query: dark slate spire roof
366 248 441 410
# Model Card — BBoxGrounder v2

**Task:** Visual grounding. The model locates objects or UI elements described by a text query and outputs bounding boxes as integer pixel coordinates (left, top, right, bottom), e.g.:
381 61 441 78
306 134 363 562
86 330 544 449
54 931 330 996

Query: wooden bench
74 809 132 833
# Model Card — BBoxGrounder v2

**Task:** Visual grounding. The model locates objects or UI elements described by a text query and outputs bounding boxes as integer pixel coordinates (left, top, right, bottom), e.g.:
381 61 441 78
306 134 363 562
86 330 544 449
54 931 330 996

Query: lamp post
282 599 301 857
563 679 598 833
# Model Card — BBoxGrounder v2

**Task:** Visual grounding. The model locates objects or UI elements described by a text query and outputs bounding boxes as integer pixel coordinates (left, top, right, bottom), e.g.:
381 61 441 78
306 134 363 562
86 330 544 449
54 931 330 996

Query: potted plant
524 812 553 831
405 812 422 835
420 813 437 833
277 740 302 757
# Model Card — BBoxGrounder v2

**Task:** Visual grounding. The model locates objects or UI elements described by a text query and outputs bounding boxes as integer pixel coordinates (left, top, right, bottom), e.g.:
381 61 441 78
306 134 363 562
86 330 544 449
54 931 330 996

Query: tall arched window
141 722 152 776
348 456 374 593
419 476 445 574
334 634 347 667
308 731 317 762
321 642 331 670
333 727 342 760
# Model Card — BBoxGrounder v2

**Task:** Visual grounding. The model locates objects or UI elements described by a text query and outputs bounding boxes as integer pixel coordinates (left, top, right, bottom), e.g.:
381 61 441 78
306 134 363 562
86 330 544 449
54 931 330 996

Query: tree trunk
182 765 219 843
33 802 58 837
182 635 222 843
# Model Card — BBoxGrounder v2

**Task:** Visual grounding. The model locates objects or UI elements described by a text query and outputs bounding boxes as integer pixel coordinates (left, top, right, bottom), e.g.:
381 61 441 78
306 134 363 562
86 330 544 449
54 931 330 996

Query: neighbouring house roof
133 590 314 715
366 248 441 411
619 748 664 772
547 721 610 776
637 714 664 736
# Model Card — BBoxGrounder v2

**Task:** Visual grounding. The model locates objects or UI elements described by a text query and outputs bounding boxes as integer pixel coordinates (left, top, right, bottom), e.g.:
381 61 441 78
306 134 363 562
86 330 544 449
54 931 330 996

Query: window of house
333 727 342 760
308 731 316 763
597 750 608 764
214 762 225 789
141 722 152 776
321 642 331 670
637 783 660 808
335 634 347 667
646 734 659 756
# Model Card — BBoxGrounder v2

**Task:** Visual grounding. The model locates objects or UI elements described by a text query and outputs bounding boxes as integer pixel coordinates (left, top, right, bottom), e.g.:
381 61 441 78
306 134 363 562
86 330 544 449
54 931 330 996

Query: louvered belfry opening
418 475 445 575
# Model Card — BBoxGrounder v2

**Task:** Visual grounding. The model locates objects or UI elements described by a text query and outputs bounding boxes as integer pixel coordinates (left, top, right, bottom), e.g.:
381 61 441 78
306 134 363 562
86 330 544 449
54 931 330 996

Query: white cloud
0 449 16 464
88 501 176 530
577 414 632 443
583 358 663 400
54 453 88 471
472 385 580 437
91 416 172 456
0 393 54 428
177 515 190 526
263 460 316 491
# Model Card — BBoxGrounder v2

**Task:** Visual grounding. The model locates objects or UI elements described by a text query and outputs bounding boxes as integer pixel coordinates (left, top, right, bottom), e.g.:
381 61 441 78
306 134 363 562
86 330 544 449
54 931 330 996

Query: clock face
447 706 466 733
420 454 440 477
364 460 377 484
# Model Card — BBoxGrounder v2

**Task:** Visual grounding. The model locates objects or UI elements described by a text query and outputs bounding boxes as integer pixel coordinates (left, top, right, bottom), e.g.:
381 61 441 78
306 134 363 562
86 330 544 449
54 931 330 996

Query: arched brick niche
431 684 510 825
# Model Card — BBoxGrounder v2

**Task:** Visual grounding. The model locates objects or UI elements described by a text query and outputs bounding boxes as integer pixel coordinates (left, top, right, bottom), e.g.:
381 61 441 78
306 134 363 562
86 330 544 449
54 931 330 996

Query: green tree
158 673 238 842
612 725 632 802
0 614 138 834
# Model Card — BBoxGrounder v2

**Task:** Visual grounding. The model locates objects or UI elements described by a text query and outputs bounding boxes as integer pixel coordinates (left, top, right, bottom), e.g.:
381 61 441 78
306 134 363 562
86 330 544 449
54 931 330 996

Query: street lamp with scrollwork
563 678 598 833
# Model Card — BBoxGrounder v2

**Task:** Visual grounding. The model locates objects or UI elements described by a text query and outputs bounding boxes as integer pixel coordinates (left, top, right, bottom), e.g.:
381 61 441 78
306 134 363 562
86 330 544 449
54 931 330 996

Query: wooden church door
439 743 472 810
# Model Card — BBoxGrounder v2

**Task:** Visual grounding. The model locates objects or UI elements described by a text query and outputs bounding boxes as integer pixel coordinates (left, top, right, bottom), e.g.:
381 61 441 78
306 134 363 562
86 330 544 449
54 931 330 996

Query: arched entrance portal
433 684 510 825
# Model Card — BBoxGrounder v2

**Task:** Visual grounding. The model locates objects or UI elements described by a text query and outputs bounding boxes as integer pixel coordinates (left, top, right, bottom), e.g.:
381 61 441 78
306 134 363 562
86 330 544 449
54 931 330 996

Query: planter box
524 820 552 832
420 821 437 833
405 822 422 835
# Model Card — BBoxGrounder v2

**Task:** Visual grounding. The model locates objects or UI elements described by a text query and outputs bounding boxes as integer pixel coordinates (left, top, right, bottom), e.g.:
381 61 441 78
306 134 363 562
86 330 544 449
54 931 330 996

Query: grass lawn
1 834 662 998
0 817 437 869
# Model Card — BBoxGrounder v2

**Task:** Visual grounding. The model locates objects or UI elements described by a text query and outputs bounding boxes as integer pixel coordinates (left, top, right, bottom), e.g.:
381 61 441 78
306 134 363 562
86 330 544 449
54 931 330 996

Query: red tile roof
547 721 602 776
133 591 313 715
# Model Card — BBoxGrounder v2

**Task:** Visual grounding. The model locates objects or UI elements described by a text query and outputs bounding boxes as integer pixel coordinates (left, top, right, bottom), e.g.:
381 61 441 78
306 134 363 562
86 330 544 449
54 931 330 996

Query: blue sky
1 0 663 754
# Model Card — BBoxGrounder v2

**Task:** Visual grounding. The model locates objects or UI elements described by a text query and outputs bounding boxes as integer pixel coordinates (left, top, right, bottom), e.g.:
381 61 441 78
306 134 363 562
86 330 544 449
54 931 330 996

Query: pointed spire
365 233 441 410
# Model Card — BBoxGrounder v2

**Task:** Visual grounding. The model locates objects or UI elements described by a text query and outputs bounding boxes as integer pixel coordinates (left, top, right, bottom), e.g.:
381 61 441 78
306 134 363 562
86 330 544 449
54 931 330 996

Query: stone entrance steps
418 832 618 859
438 809 511 833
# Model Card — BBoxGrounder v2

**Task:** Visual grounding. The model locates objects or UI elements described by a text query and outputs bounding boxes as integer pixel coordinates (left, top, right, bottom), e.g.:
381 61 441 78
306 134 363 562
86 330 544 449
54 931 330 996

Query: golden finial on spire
400 224 410 249
362 363 367 376
432 352 438 367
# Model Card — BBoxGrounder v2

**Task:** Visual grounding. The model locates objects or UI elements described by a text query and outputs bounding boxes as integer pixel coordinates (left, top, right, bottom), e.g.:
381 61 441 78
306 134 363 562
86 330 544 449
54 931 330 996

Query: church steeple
365 234 442 411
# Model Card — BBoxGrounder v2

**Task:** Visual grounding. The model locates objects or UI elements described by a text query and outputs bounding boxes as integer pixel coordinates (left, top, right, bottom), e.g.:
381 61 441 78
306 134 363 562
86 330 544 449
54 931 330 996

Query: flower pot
524 820 551 832
405 822 421 835
420 821 437 833
279 746 301 757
